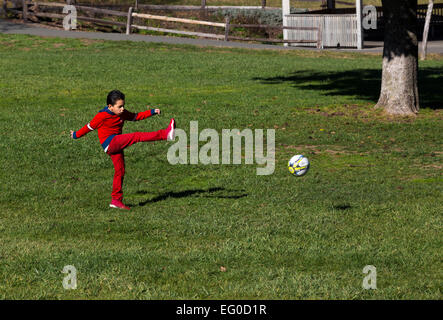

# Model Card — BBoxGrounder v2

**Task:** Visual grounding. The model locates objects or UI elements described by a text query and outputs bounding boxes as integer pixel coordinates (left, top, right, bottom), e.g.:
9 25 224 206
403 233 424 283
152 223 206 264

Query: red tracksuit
73 107 167 201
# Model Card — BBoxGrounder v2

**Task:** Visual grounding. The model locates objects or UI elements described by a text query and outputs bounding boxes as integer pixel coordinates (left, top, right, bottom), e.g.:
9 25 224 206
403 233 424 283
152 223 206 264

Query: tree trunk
262 0 267 9
420 0 434 60
2 1 7 19
376 0 419 115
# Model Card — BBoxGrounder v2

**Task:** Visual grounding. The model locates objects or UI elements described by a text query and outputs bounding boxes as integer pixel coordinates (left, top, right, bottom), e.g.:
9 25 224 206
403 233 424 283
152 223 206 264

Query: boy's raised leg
106 118 176 154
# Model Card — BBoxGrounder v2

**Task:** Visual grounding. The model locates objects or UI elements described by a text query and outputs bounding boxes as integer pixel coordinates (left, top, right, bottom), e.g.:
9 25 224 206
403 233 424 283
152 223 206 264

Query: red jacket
73 107 157 152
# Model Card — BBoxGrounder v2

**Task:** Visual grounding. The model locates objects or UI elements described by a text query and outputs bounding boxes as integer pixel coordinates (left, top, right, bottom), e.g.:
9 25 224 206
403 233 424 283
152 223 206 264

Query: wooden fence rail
132 25 226 40
30 11 126 27
25 1 127 17
135 4 279 11
22 0 130 29
131 12 226 28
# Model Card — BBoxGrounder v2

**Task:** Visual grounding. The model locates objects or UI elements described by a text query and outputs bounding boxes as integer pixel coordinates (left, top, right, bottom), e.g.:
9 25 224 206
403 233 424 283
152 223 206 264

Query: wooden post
200 0 206 19
224 15 230 41
126 6 133 35
327 0 335 10
22 0 28 22
356 0 363 49
282 0 290 46
2 0 7 18
262 0 267 9
135 0 138 11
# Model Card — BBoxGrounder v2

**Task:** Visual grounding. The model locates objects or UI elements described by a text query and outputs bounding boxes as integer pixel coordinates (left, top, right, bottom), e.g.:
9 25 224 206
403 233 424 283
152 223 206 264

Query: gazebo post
282 0 290 46
356 0 363 49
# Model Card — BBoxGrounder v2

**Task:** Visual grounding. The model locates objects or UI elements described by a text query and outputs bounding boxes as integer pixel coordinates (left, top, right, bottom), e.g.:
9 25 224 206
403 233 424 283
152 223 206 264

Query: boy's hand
147 106 160 115
70 130 74 139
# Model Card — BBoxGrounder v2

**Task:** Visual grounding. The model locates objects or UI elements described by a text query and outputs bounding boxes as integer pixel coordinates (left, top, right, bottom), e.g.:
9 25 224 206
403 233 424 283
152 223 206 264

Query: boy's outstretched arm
123 107 160 122
70 114 104 139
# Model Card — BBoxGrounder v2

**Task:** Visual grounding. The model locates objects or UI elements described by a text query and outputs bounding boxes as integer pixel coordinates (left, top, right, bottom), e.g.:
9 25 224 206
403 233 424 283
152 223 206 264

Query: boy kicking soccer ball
70 90 175 210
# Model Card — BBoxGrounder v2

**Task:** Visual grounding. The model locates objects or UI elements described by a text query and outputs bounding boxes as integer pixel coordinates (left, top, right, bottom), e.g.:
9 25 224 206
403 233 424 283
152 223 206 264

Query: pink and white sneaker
166 118 176 141
110 199 130 210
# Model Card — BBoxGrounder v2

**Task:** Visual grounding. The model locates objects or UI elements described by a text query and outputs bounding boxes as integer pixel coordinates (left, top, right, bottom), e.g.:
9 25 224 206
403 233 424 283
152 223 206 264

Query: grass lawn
0 33 442 299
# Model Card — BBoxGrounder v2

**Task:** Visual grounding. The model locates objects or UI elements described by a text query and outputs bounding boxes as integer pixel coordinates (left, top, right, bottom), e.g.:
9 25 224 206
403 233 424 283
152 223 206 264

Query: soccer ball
288 155 310 176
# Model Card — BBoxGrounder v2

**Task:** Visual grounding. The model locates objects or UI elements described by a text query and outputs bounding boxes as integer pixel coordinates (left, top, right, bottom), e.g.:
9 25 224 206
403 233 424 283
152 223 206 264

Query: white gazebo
282 0 364 49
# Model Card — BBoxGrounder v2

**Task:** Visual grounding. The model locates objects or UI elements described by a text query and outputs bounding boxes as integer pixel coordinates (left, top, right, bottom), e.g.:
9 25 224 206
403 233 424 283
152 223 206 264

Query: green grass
0 34 442 299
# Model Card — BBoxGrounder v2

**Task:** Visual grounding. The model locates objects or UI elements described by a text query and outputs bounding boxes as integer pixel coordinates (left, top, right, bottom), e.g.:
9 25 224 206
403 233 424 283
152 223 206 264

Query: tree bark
262 0 267 9
2 1 7 19
420 0 434 60
376 0 419 115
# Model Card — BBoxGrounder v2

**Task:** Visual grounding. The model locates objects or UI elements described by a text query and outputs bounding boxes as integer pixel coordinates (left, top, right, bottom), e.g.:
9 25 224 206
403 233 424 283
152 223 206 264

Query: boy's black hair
107 90 125 106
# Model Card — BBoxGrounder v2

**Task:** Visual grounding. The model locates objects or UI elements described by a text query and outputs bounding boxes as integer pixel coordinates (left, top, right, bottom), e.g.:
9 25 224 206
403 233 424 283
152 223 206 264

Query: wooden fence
307 3 443 26
15 1 323 48
22 1 128 29
134 0 276 11
287 13 358 48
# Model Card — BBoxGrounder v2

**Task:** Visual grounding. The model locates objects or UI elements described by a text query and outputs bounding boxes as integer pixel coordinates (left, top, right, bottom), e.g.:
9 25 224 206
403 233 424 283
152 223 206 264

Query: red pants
106 130 167 201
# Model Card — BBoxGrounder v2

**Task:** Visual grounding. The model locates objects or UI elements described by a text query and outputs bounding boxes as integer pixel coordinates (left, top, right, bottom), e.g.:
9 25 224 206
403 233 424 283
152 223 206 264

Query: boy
70 89 175 210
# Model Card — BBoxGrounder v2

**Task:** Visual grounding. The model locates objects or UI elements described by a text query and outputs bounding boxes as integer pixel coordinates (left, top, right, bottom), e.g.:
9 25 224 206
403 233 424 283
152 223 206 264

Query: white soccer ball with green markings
288 154 310 177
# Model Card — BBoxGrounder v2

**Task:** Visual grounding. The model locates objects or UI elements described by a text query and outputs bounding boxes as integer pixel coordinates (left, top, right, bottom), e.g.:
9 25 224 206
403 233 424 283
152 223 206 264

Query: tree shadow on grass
333 204 352 211
253 67 443 110
135 187 248 207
